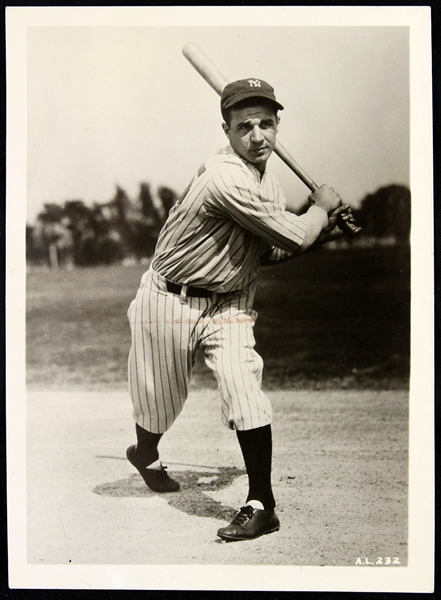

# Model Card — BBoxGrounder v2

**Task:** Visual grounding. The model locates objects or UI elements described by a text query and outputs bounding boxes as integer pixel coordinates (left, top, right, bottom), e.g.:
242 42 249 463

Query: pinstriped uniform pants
127 268 273 433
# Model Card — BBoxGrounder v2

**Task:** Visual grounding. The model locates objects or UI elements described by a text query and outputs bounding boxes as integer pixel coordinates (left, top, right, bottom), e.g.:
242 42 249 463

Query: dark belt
166 280 213 298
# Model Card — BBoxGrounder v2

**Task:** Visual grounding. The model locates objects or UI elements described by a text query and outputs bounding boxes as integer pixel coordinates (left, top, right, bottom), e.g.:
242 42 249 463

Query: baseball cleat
126 445 180 493
217 505 280 541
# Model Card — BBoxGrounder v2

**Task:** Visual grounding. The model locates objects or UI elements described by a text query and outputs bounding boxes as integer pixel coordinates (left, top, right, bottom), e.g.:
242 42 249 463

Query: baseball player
126 78 345 541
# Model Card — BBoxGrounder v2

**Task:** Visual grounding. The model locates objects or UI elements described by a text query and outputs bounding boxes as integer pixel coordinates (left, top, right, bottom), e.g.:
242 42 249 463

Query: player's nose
250 125 264 142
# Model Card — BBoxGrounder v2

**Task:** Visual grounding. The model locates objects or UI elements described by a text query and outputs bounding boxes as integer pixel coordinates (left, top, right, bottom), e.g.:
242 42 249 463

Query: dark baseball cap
221 78 284 113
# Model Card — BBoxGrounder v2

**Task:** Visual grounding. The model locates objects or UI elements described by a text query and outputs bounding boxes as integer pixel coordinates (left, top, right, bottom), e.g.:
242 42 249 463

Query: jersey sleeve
259 246 298 266
204 164 327 254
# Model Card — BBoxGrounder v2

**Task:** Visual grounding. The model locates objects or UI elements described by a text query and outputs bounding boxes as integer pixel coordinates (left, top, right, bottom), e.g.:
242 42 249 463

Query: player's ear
222 122 230 139
276 115 280 132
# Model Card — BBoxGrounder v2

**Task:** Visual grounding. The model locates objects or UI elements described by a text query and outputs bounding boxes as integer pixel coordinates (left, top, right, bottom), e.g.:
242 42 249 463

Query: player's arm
205 169 342 254
260 186 346 262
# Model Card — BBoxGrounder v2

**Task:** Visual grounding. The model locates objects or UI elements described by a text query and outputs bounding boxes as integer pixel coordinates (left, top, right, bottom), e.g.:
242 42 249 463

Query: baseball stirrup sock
236 424 276 511
135 423 163 465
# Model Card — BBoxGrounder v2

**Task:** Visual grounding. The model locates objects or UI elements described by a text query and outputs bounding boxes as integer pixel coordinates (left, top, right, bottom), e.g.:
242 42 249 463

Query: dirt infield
26 387 408 567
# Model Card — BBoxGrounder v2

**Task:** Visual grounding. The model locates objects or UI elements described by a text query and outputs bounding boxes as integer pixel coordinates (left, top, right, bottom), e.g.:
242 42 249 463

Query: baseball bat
182 42 362 237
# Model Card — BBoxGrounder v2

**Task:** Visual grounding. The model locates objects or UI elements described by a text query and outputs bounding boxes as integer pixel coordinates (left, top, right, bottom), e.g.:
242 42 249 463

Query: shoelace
231 506 255 526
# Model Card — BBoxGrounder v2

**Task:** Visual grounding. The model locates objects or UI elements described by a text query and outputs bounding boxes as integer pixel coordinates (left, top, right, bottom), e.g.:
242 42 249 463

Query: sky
25 17 411 224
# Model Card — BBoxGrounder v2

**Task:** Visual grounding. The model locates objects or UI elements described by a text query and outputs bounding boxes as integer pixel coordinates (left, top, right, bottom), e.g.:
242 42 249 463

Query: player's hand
309 184 342 214
315 204 347 246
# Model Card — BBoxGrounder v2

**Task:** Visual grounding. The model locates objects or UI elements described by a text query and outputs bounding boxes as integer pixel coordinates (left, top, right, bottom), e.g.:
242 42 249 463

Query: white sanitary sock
145 459 162 470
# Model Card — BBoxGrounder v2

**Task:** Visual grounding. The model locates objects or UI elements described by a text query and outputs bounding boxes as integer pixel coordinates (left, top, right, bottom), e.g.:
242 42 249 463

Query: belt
166 280 213 298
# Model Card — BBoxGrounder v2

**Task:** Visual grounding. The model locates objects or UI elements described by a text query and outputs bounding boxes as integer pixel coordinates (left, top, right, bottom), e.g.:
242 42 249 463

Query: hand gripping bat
182 42 362 238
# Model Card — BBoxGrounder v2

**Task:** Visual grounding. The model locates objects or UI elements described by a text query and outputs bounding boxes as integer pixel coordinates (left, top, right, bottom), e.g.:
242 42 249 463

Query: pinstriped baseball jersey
128 144 328 433
151 146 326 293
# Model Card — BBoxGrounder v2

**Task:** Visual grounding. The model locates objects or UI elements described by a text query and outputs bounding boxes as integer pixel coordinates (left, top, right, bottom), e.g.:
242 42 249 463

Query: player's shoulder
262 170 286 205
205 147 247 171
196 148 249 187
264 169 284 191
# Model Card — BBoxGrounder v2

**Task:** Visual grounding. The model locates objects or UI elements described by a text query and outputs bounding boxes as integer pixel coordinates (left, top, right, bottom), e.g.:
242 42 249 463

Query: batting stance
127 78 345 541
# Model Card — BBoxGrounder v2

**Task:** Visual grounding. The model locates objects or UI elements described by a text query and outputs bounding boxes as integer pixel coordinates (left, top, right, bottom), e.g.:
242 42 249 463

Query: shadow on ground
93 466 246 521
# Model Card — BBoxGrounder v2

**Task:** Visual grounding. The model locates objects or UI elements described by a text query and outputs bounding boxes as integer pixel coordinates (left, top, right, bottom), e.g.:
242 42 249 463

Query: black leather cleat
217 505 280 541
126 445 180 493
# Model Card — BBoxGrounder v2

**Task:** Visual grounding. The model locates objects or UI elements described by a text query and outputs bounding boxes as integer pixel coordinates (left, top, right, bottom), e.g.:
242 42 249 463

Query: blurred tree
127 182 162 259
36 203 71 268
26 225 47 264
386 185 411 244
26 225 35 261
139 182 161 226
27 182 179 267
90 203 124 265
63 200 95 265
158 186 177 218
111 186 132 258
358 184 411 243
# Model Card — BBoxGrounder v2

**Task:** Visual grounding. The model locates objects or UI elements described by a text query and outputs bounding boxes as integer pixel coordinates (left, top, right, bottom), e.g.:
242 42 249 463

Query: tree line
26 182 410 269
27 183 177 268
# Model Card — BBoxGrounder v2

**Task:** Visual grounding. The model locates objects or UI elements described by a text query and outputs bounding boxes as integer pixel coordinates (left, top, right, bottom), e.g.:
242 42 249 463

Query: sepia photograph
6 5 433 593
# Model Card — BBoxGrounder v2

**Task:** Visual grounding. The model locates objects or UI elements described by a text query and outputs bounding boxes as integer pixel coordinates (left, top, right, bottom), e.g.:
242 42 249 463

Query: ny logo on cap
248 79 261 88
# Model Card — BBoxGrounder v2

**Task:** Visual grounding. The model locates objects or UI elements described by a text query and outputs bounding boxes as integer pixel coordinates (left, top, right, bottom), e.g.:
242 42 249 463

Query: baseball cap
221 78 284 113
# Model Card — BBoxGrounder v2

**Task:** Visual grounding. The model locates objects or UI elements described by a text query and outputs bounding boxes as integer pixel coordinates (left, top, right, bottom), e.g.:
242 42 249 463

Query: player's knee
223 410 272 431
251 352 264 380
210 350 263 383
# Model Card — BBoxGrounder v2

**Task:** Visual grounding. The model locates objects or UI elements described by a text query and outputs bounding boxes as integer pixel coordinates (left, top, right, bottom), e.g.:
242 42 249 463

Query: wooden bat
182 42 362 237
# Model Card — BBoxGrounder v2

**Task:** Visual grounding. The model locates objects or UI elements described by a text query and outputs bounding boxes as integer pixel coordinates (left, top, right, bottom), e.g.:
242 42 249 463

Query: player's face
222 104 279 174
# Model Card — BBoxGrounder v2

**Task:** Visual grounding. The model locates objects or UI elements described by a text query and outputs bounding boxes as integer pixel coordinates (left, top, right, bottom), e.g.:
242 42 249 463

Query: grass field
26 245 410 391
